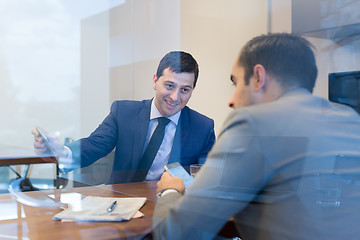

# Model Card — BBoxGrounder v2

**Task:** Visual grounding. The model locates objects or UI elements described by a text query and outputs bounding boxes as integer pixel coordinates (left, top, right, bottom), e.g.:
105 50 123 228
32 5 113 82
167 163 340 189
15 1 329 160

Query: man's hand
32 127 48 154
31 127 64 156
157 171 186 194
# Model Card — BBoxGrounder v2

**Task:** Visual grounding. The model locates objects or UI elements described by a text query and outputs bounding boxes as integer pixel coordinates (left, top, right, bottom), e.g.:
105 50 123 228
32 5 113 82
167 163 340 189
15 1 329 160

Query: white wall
180 0 267 134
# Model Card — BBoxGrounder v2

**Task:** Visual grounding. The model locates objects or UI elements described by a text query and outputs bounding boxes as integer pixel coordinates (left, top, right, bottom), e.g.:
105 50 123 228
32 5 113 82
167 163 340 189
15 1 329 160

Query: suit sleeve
69 102 119 168
198 120 216 164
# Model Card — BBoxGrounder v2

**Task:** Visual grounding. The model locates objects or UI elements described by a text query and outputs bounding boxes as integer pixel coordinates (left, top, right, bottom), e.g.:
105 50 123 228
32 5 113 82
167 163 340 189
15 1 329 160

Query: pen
107 201 117 213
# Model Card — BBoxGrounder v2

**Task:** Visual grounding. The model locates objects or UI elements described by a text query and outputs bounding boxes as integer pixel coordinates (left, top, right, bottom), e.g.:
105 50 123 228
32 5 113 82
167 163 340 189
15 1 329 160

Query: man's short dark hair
156 51 199 88
238 33 318 92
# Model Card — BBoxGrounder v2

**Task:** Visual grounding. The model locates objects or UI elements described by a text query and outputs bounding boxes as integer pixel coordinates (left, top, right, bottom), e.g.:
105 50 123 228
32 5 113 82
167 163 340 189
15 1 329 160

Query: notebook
53 196 147 222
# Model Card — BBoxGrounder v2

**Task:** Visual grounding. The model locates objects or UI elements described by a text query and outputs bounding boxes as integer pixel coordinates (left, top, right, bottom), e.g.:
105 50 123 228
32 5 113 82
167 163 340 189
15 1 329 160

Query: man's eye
181 88 190 93
165 84 174 89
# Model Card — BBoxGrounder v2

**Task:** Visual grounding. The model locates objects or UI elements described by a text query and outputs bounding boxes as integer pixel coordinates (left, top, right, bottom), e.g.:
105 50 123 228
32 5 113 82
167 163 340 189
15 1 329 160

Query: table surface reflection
0 180 238 240
0 146 57 165
0 181 157 240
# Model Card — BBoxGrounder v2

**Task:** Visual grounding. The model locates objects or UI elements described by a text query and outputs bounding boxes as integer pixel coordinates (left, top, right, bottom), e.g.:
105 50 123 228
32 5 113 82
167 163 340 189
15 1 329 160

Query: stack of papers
53 196 147 222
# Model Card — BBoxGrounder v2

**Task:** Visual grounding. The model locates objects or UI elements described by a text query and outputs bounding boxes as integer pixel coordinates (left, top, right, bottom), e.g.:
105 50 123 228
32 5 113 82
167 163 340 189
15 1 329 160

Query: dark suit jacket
69 99 215 183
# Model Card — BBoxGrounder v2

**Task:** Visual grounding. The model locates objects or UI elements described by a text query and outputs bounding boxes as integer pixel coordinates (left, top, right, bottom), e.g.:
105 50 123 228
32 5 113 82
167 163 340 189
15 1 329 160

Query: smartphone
36 127 57 158
164 162 193 191
36 128 66 174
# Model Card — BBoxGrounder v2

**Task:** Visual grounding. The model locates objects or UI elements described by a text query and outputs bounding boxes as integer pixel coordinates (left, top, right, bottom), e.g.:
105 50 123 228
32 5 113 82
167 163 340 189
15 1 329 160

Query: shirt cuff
63 146 72 159
58 146 73 170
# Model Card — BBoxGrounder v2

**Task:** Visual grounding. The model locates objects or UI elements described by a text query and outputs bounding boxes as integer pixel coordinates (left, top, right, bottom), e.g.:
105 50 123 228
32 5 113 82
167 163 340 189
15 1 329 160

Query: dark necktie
138 117 171 173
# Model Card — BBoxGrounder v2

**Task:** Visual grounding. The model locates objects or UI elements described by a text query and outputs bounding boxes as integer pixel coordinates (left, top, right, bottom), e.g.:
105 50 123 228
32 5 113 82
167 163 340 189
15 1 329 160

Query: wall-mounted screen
329 71 360 113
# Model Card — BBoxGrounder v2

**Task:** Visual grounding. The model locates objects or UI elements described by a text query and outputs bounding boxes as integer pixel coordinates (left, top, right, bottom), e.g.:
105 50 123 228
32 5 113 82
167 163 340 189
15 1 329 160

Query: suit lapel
132 99 151 168
179 106 191 144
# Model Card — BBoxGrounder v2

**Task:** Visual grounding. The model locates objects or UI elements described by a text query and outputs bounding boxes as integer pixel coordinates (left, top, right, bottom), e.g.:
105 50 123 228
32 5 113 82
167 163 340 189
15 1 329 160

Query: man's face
153 68 195 117
228 63 256 109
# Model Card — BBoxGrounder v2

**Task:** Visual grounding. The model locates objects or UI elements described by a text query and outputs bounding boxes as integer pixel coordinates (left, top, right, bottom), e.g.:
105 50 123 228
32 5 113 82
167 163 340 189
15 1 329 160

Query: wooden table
0 181 238 239
0 181 156 240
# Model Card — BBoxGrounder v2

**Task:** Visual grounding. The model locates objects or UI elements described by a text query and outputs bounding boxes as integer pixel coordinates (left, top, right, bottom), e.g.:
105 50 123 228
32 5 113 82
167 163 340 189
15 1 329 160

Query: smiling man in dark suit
32 51 215 184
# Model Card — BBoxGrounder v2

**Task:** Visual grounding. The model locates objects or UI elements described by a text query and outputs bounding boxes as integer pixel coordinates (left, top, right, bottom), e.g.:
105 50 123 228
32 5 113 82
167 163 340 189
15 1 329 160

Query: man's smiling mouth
165 100 179 106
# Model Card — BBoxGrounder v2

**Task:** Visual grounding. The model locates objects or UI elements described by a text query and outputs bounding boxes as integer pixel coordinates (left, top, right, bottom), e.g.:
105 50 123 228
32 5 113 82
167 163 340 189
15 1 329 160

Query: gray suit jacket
153 88 360 239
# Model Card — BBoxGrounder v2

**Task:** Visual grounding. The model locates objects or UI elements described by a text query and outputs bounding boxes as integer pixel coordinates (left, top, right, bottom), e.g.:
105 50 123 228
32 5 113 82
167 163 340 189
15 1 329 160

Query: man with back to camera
32 51 215 184
153 33 360 239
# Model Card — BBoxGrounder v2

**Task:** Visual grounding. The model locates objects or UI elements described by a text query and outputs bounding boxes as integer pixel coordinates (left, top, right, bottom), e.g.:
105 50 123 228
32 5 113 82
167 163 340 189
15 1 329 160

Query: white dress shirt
144 99 180 180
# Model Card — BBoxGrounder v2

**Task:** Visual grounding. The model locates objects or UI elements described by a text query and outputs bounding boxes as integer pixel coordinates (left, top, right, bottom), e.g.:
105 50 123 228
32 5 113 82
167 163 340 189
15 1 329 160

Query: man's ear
252 64 266 92
152 74 158 90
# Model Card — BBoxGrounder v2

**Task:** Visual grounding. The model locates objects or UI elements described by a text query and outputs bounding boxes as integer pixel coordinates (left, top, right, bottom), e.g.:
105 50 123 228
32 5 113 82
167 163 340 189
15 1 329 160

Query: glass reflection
0 0 359 240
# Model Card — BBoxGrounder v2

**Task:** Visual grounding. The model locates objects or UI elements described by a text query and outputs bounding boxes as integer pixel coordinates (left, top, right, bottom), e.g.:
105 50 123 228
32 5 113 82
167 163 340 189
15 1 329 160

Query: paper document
53 196 147 222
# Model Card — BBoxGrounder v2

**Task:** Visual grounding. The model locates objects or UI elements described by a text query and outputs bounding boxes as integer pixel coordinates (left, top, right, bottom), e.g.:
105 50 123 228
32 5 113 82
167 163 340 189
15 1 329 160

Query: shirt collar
150 98 181 126
281 87 312 98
